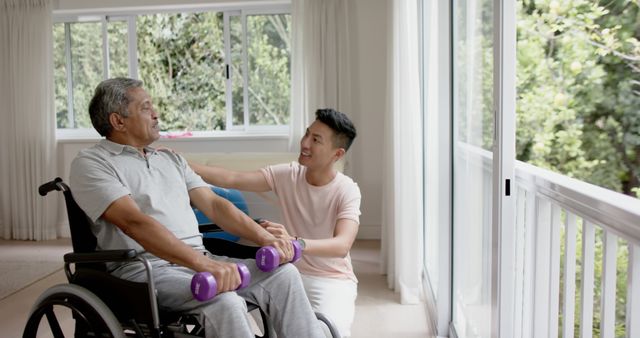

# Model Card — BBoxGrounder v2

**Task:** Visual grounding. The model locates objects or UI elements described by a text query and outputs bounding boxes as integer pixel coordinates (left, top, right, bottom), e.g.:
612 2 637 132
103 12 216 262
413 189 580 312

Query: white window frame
53 2 292 140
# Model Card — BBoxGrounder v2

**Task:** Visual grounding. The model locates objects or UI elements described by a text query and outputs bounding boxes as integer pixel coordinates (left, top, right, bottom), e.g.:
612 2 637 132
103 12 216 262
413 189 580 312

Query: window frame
53 2 292 140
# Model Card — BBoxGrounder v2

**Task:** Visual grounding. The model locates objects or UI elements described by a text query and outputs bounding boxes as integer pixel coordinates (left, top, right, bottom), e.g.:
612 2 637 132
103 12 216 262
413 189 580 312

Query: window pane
137 12 226 131
70 22 103 129
53 23 69 129
107 20 129 78
246 14 291 126
452 0 494 337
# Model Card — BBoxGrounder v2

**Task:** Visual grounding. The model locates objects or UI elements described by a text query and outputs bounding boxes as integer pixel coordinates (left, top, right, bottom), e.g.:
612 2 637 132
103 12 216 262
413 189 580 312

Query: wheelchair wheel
315 312 341 338
23 283 124 338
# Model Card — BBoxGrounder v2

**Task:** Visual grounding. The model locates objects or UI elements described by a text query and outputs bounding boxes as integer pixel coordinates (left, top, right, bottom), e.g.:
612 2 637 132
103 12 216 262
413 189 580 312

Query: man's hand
258 220 293 240
259 220 296 264
199 259 243 293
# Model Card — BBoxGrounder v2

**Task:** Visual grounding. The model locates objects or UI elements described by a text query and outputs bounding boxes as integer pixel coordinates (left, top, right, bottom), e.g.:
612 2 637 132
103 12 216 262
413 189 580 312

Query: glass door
451 0 495 337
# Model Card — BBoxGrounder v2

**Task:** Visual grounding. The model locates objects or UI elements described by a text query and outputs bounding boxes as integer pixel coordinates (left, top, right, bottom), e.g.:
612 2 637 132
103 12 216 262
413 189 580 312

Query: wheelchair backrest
63 187 98 254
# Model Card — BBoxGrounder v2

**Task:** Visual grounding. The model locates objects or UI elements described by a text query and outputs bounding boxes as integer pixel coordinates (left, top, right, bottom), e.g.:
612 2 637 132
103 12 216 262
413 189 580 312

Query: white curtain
381 0 424 304
290 0 351 151
0 0 58 240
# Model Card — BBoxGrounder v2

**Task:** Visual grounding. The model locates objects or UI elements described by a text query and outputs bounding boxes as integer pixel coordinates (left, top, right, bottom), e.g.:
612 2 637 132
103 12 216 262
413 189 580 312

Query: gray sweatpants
111 251 325 338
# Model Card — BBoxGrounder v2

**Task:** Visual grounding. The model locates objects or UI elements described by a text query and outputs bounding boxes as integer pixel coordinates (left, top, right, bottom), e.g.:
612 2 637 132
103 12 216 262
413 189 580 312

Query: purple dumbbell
191 262 251 301
256 240 302 272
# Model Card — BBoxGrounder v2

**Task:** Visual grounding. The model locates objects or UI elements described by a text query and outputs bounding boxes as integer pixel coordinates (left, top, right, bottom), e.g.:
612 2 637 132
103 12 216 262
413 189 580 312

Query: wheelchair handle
38 177 64 196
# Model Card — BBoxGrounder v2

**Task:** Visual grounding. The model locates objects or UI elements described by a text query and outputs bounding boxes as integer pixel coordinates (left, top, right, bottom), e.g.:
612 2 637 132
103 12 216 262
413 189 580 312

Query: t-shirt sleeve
337 180 362 224
260 162 295 195
69 154 130 222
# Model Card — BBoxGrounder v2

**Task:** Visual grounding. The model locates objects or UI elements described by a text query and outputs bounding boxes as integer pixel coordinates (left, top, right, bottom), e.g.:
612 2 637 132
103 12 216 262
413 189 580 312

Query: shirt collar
98 139 157 156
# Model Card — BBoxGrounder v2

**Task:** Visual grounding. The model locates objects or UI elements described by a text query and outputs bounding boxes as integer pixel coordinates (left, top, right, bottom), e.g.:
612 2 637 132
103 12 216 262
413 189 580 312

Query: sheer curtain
0 0 58 240
381 0 423 304
290 0 351 151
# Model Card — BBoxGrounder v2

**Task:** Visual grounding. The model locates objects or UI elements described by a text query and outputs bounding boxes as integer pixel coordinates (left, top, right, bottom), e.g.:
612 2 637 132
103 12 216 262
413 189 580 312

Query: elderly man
69 77 325 338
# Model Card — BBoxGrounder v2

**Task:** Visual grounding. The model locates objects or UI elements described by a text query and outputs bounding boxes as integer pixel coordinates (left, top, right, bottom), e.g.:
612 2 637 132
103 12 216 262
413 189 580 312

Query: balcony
451 144 640 338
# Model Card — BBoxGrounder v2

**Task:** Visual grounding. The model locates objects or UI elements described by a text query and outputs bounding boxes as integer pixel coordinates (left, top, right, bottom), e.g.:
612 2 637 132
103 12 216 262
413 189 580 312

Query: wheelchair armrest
64 249 138 264
198 223 222 233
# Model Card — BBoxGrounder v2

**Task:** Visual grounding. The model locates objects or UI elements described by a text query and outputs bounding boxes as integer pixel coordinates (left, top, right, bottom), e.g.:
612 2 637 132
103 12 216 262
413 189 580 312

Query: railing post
548 205 562 337
522 189 536 338
600 231 618 338
562 213 578 338
580 221 596 338
533 198 551 337
628 243 640 338
513 187 527 338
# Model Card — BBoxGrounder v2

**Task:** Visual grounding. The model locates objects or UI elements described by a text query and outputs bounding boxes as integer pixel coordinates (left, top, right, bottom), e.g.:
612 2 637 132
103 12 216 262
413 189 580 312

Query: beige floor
0 238 429 337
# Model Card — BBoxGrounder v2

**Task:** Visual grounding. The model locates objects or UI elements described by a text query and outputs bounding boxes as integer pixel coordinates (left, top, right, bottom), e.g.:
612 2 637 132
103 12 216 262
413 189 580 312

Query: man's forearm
121 216 209 271
212 198 273 246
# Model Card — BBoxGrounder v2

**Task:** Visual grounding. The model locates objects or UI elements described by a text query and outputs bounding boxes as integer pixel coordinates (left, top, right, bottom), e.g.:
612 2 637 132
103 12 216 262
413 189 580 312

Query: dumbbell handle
191 262 251 301
256 240 302 272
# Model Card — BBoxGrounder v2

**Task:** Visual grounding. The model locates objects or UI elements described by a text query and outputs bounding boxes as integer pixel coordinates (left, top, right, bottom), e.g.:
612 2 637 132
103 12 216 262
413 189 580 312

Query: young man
69 77 325 338
190 109 361 337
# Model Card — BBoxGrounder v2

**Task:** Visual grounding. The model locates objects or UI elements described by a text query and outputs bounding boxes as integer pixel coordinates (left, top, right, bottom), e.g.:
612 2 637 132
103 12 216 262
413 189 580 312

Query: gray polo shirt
69 139 209 257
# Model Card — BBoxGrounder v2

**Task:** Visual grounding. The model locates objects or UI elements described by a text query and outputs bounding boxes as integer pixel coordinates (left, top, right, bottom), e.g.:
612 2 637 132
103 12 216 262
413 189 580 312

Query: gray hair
88 77 143 137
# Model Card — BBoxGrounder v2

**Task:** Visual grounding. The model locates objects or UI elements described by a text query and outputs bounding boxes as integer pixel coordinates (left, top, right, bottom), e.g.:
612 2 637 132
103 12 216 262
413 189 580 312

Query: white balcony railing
514 161 640 338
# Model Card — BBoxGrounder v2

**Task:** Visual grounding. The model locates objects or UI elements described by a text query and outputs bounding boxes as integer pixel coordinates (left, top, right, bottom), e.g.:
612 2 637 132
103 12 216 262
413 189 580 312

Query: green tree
517 1 639 336
517 0 640 196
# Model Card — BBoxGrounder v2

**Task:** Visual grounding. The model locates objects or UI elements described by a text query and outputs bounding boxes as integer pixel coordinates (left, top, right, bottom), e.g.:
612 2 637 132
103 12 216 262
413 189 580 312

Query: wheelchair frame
23 177 341 338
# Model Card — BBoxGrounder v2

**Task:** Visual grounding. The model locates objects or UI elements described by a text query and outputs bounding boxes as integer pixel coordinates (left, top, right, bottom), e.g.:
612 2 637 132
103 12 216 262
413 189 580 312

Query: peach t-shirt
261 162 361 282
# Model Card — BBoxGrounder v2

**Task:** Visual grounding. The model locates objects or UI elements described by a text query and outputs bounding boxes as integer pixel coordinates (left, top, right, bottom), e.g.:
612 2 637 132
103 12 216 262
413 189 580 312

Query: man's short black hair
315 108 357 151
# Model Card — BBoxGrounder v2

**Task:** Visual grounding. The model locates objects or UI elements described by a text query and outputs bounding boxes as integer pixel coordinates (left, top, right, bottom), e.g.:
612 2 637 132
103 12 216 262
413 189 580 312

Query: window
53 6 291 134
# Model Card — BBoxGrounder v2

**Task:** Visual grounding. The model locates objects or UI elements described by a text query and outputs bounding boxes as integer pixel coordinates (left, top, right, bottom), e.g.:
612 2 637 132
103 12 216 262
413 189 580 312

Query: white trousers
301 274 358 337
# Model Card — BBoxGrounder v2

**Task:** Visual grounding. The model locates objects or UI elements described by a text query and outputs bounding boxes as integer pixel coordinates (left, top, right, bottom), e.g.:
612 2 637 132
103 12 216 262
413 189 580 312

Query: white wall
347 0 387 239
53 0 388 239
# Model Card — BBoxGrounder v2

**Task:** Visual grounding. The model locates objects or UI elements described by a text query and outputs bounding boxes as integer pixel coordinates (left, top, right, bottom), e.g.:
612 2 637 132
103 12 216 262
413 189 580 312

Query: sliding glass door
451 0 495 337
450 0 516 337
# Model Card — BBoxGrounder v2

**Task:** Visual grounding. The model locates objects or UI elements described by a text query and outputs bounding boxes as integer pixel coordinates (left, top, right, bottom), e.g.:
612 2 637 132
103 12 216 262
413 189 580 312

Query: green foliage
247 15 291 125
517 0 640 196
137 12 227 131
517 3 638 336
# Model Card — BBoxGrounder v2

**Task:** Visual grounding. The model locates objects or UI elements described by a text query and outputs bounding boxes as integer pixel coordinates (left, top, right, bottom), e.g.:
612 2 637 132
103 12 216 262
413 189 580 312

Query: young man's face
121 87 160 145
298 120 342 169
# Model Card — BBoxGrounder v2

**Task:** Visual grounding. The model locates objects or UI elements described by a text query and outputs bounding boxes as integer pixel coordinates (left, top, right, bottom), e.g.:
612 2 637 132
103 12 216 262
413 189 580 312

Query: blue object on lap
194 186 249 242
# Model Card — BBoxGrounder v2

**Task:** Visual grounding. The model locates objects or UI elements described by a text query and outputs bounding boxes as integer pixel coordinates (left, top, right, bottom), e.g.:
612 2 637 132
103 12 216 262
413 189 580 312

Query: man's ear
109 112 126 132
333 147 346 162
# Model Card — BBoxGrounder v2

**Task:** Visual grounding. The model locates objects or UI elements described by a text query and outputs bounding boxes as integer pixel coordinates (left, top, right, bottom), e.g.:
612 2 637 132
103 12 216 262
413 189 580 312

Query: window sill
56 129 290 144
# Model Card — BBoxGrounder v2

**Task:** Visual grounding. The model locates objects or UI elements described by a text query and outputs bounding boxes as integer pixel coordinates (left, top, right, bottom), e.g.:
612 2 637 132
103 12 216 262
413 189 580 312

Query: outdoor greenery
517 0 640 198
517 1 639 337
53 10 291 132
456 1 638 337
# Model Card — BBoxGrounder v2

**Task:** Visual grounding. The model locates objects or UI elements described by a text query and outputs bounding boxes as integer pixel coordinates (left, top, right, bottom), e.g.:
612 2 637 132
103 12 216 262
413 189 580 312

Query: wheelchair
23 177 340 338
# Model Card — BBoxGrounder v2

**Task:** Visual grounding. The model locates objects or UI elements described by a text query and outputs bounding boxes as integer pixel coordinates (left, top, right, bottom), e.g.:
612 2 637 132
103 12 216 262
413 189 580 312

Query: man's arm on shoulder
102 195 241 292
188 161 271 192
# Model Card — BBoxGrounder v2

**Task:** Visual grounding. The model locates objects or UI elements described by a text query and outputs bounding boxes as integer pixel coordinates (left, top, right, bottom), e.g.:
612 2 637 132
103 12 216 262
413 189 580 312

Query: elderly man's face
121 87 160 146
